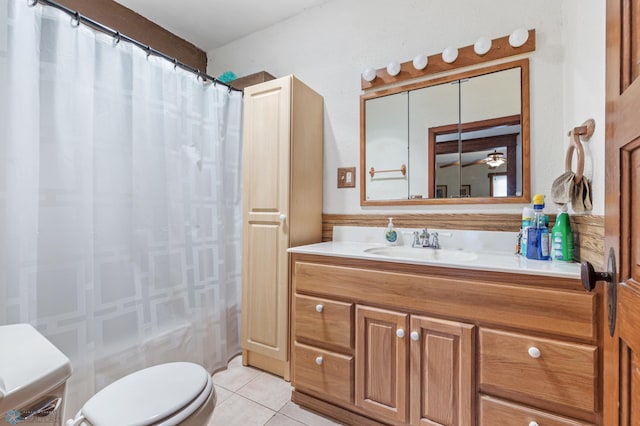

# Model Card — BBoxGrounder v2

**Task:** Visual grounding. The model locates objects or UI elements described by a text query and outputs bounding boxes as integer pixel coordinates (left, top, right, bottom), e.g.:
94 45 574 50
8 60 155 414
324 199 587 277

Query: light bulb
474 36 492 55
442 46 458 64
412 54 428 70
509 28 529 48
362 67 377 82
386 61 401 76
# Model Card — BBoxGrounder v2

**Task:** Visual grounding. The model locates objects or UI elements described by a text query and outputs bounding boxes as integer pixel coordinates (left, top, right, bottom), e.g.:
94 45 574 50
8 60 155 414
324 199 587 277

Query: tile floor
209 355 343 426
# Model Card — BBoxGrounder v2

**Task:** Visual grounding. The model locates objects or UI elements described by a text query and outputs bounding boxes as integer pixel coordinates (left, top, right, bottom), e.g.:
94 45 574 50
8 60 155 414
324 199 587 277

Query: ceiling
114 0 330 52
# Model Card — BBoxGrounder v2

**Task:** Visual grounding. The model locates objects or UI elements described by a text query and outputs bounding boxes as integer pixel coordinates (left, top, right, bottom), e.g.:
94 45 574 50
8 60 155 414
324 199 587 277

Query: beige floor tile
212 363 262 392
209 393 275 426
265 413 306 426
278 401 343 426
213 384 234 407
236 372 293 411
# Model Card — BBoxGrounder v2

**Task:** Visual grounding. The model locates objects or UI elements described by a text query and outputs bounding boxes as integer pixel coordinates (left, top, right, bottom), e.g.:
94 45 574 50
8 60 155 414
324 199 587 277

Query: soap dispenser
385 217 398 245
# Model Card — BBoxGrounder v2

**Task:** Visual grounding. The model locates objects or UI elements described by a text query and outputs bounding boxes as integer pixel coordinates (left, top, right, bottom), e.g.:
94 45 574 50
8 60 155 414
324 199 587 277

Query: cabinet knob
529 422 539 426
410 331 420 341
528 346 541 359
315 304 323 313
396 329 405 338
315 356 323 365
279 214 287 222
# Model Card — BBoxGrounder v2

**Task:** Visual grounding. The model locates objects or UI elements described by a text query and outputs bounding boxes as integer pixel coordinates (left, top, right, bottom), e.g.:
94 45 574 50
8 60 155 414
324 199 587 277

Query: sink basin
364 246 478 262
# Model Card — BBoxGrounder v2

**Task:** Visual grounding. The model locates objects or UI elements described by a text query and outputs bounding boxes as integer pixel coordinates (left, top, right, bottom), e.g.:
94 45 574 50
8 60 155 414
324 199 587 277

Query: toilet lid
82 362 209 426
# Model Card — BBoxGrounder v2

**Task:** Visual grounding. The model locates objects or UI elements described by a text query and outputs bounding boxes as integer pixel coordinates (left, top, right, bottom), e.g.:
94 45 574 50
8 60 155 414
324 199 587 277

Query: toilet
0 324 215 426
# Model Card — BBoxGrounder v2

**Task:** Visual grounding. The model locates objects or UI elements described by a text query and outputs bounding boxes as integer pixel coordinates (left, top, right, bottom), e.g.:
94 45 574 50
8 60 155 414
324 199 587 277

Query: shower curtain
0 0 243 416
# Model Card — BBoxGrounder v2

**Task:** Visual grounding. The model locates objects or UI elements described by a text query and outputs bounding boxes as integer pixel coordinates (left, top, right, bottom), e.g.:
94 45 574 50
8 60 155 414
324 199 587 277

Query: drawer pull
529 422 539 426
528 346 541 359
396 329 405 338
315 356 323 365
410 331 420 341
315 304 324 313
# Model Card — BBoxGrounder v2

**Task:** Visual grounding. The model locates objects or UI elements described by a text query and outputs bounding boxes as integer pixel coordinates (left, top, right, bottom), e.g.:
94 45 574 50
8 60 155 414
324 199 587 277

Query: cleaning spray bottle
520 204 535 256
551 206 574 261
385 217 398 246
526 194 550 260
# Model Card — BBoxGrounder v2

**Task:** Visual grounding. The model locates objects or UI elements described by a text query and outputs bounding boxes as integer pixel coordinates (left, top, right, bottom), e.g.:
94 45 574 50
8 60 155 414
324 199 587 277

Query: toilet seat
69 362 213 426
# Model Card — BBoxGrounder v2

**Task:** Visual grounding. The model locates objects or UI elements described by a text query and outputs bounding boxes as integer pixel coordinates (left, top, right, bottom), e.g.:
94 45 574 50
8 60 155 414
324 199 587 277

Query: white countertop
288 238 582 279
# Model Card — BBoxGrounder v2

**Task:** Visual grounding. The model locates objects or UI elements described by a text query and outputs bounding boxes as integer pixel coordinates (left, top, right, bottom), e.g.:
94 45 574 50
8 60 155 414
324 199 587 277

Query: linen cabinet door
355 305 408 424
410 316 475 426
241 78 292 375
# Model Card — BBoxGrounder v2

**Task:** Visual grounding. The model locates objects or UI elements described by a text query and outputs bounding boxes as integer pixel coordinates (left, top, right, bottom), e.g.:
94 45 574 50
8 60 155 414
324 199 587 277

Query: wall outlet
337 167 356 188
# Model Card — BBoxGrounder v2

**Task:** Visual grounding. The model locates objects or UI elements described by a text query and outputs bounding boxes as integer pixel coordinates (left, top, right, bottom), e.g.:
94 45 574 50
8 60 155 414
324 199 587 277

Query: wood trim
361 30 535 90
55 0 206 71
321 213 605 269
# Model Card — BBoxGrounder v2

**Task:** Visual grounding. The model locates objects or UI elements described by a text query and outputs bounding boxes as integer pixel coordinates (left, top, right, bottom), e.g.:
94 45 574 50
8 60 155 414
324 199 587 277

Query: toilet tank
0 324 72 422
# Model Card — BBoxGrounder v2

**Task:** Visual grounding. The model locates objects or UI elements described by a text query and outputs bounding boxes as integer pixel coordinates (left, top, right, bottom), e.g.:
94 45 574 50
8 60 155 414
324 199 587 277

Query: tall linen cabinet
241 76 324 379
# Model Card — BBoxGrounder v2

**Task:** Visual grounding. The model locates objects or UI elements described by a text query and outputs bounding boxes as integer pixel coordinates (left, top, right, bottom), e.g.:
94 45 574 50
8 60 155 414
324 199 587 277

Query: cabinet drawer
479 329 598 413
294 294 353 350
479 395 594 426
292 342 353 403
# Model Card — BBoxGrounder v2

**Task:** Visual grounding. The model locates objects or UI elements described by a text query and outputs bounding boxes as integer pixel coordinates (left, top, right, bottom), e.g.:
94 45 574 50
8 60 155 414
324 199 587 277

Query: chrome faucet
413 228 440 249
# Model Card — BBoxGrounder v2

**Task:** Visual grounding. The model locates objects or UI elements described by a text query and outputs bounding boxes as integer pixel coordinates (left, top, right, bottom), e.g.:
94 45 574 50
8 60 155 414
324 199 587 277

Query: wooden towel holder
565 118 595 184
369 164 407 178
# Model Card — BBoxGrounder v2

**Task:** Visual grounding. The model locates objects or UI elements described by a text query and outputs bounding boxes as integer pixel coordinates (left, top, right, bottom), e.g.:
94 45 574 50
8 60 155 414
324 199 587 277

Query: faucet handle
431 232 440 249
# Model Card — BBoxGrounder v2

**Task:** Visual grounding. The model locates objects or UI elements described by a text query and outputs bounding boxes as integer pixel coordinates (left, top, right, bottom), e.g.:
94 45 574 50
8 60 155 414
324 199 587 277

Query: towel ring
565 119 595 184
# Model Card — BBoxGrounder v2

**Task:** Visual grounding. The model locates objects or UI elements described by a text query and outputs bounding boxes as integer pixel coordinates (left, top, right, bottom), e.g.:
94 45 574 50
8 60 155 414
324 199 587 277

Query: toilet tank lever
22 396 62 420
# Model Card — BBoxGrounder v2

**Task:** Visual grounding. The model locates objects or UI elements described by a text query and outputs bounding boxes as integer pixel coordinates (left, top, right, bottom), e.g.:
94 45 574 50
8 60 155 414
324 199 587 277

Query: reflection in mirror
361 59 529 205
364 92 408 200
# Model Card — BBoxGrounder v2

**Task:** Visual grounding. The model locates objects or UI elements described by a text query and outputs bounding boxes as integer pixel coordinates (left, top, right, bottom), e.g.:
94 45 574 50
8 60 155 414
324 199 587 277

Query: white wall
208 0 605 215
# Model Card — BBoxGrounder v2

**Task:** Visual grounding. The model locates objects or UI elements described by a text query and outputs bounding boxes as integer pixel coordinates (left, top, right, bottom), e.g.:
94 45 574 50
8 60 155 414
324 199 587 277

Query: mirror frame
360 59 530 206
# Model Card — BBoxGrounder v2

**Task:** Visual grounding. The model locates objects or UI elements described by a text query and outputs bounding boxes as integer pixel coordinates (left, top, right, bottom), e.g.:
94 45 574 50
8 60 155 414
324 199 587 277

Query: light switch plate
337 167 356 188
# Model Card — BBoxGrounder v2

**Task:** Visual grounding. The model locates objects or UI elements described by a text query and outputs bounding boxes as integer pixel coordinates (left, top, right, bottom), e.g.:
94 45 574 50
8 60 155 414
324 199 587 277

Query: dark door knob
580 261 613 292
580 248 618 336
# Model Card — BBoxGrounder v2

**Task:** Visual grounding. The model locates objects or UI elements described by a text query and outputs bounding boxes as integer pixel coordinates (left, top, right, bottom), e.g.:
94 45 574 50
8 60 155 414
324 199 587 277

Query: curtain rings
27 0 38 7
113 31 121 46
70 11 80 27
173 58 178 70
146 45 152 59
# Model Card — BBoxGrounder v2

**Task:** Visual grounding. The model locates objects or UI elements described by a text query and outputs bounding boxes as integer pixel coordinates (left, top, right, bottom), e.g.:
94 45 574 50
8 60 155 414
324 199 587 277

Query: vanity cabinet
290 253 602 426
241 76 323 379
355 307 475 425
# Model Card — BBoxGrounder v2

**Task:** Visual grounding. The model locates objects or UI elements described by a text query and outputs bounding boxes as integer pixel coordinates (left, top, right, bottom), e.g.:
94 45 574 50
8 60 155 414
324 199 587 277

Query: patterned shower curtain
0 0 243 416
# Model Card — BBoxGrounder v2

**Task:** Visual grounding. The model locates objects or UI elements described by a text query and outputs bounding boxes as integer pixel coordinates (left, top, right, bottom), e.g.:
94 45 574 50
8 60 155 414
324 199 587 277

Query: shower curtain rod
29 0 242 92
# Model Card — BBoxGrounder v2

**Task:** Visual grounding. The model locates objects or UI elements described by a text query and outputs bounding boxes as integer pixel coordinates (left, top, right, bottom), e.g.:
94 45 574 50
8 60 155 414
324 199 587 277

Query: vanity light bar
361 29 535 90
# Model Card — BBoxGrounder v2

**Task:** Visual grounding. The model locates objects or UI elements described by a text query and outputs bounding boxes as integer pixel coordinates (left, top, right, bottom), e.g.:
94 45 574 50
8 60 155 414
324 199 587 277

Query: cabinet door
355 305 408 423
410 316 475 426
241 78 292 361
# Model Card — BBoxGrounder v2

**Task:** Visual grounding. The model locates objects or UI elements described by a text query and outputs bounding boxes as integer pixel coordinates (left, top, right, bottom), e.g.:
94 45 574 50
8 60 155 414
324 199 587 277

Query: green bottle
551 208 574 262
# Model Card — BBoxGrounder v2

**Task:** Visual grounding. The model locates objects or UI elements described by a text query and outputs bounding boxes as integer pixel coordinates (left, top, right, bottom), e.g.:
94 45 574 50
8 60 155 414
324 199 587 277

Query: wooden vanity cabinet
290 253 602 426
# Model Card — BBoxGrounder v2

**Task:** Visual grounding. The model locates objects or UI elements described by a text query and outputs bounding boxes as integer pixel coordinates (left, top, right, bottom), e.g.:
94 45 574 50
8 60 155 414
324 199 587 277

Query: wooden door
410 316 475 426
355 305 408 423
241 78 291 363
603 0 640 423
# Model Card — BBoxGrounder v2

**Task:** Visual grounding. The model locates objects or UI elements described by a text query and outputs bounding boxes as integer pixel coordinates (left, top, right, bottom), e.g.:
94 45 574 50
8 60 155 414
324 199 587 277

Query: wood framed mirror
360 59 530 205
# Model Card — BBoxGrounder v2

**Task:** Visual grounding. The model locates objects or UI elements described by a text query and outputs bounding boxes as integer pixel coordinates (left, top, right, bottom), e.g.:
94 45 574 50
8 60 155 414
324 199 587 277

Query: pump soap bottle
385 217 398 245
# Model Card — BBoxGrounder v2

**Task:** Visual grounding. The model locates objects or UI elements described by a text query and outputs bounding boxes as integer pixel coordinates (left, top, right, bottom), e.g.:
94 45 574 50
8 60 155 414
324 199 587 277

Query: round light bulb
509 28 529 48
362 67 377 82
474 36 492 56
386 61 401 76
442 46 458 64
412 54 428 70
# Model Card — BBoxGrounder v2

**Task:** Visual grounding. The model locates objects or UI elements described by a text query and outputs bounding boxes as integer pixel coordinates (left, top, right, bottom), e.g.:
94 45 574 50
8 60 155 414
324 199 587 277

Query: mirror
360 59 530 205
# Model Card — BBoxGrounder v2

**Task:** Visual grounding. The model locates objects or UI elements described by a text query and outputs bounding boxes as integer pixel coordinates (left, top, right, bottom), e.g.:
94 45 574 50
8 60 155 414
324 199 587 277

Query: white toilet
0 324 215 426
